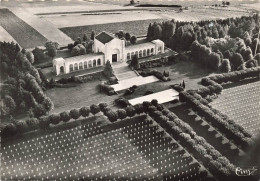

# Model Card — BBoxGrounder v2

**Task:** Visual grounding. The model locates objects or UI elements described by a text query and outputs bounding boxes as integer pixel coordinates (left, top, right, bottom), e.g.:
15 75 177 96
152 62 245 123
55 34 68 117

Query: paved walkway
112 62 138 81
111 76 158 92
129 89 179 105
9 7 73 46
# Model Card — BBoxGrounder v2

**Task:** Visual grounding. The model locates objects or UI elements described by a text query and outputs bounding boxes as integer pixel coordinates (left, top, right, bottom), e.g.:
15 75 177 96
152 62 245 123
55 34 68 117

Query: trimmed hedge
204 67 260 85
179 91 253 150
99 83 116 96
145 103 236 180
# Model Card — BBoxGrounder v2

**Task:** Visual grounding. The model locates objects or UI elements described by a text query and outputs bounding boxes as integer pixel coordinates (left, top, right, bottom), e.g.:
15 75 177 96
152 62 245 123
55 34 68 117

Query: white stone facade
53 31 165 76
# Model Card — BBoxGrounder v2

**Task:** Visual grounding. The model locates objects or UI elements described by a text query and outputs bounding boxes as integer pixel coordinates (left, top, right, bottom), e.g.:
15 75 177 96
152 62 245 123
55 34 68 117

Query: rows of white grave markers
210 81 260 136
1 117 207 180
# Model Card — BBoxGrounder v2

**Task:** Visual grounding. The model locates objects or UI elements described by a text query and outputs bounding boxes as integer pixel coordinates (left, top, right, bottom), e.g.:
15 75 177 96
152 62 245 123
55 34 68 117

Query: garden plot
129 89 179 105
111 76 159 92
210 81 260 137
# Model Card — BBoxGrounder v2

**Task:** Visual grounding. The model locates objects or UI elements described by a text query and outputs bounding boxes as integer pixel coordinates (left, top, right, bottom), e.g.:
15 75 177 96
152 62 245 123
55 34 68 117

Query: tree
182 80 186 89
103 61 114 78
69 109 80 120
2 123 17 137
42 97 54 113
33 104 46 117
220 59 231 72
71 46 80 56
26 118 39 129
98 103 108 112
151 99 158 106
154 24 162 39
230 53 244 70
125 33 131 44
130 36 137 45
90 104 100 116
79 107 90 117
125 106 136 117
91 31 95 40
49 114 60 125
3 96 16 114
106 110 118 122
48 48 57 60
117 109 127 120
83 33 88 42
45 41 58 59
26 51 34 64
68 43 74 50
134 103 144 114
130 55 138 69
60 111 70 122
78 44 86 55
39 116 50 129
14 120 28 133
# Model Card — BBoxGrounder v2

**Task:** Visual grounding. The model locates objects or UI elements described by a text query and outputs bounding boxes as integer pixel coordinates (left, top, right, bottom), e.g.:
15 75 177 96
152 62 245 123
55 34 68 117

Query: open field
0 26 18 44
1 115 207 180
60 19 165 40
0 8 48 49
210 81 260 137
41 11 163 28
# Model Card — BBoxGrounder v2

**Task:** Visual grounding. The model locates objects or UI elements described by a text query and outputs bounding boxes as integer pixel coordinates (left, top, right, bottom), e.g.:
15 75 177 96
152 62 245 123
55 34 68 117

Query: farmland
210 81 260 137
60 19 165 40
1 114 208 180
0 9 48 49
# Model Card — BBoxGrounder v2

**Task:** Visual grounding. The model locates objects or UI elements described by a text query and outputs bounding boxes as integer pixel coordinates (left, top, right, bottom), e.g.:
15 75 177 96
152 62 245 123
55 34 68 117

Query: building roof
152 39 164 45
95 31 116 44
63 53 104 63
125 42 156 52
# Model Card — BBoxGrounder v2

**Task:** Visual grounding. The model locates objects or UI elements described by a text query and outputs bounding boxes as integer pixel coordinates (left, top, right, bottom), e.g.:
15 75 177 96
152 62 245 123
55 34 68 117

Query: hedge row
99 83 116 95
1 103 106 138
179 91 253 150
146 104 237 180
205 67 260 85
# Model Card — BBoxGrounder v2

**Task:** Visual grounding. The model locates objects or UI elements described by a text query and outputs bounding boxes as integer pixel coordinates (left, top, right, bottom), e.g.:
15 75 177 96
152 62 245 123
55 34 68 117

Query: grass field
60 19 165 40
124 60 213 100
210 81 260 137
45 74 119 114
0 8 48 48
1 115 207 180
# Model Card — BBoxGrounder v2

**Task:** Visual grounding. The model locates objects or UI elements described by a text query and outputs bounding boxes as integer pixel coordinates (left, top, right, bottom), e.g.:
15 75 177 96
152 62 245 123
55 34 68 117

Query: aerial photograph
0 0 259 180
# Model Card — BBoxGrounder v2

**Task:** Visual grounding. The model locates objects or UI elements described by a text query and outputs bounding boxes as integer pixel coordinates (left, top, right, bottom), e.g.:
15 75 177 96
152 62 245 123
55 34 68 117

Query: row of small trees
1 104 103 138
0 41 54 119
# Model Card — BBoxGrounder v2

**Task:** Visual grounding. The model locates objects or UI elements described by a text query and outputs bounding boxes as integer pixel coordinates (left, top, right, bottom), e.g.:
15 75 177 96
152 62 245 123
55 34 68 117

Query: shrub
106 110 118 122
79 107 90 117
125 106 136 117
115 98 130 108
14 120 28 133
26 118 39 129
38 116 50 129
133 103 144 114
70 109 80 120
151 99 159 106
1 123 17 137
117 109 127 120
49 114 60 125
90 104 100 116
60 111 70 122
